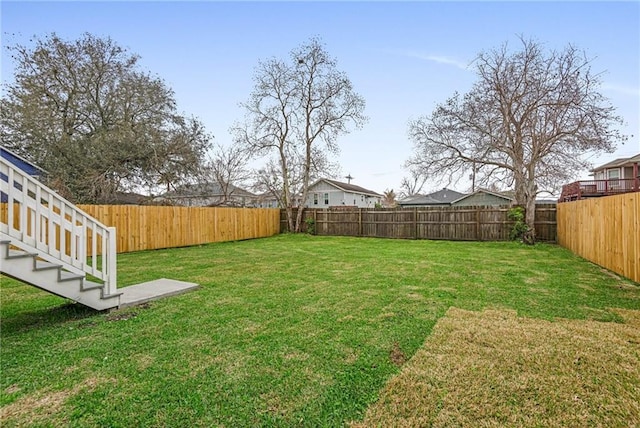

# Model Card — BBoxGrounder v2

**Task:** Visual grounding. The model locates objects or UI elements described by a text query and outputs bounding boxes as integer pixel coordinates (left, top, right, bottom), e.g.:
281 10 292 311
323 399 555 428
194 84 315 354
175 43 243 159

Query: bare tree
0 33 211 203
252 146 340 208
399 168 429 199
202 143 252 206
406 37 627 243
233 37 367 231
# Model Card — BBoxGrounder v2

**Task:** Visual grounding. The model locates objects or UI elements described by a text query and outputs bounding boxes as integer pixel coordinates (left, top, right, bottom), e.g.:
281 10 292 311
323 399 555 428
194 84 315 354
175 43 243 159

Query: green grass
1 234 639 427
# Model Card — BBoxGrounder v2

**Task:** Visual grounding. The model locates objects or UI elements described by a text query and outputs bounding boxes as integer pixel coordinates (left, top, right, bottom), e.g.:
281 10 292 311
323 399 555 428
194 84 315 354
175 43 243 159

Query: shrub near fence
557 193 640 283
281 205 557 242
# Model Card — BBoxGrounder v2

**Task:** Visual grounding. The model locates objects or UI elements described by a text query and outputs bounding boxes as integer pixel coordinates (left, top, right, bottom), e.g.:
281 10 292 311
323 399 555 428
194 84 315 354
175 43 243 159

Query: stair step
7 249 37 259
102 291 124 300
59 270 85 283
34 260 62 271
82 279 104 291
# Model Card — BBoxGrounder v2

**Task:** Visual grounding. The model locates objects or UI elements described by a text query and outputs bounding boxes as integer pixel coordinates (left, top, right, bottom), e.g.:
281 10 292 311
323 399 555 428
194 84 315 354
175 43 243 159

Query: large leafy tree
1 33 211 203
233 38 367 232
406 37 627 243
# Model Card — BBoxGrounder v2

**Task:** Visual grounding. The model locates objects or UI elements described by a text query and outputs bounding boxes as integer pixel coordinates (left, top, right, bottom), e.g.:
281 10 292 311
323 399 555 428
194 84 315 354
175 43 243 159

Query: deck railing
0 157 117 296
559 178 639 202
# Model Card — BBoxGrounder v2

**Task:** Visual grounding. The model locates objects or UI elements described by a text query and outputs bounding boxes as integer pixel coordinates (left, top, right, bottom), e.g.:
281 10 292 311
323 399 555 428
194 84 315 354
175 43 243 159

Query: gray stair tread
35 260 61 271
59 270 84 282
82 279 104 290
119 278 199 308
102 291 124 300
7 249 36 258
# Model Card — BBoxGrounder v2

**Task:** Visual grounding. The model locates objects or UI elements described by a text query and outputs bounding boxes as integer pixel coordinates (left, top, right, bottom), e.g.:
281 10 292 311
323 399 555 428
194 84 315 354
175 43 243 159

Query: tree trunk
513 168 537 245
285 206 295 232
522 180 537 245
294 193 306 233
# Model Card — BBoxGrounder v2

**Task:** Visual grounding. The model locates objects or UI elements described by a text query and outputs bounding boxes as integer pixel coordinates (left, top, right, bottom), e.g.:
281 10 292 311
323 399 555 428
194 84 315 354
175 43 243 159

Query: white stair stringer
0 240 121 310
2 155 120 310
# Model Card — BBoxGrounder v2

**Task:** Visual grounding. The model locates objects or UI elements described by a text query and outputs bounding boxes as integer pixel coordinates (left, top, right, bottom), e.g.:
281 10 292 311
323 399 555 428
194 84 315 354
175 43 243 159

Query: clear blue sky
2 1 639 195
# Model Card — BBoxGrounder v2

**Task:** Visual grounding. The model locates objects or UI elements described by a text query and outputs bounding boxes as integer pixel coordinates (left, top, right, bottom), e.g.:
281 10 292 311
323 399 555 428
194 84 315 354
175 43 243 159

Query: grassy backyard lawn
1 234 639 426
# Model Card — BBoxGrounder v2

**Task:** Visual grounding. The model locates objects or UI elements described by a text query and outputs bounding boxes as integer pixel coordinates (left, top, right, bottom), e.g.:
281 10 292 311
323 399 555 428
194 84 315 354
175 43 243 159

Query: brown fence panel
76 205 280 254
557 193 639 283
281 205 557 242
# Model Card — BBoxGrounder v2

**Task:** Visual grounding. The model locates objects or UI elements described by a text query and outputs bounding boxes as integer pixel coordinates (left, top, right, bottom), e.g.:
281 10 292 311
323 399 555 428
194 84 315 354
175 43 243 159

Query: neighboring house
560 152 640 201
254 192 281 208
398 188 466 207
1 146 47 180
155 183 257 207
305 179 382 208
254 191 302 208
1 146 48 203
102 192 150 205
399 188 521 207
591 153 640 182
450 189 514 207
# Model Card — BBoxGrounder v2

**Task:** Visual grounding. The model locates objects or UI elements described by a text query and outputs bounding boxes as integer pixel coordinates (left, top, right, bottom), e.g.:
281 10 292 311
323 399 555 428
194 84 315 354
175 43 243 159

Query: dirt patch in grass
352 307 640 427
389 342 406 367
1 376 116 426
105 310 138 321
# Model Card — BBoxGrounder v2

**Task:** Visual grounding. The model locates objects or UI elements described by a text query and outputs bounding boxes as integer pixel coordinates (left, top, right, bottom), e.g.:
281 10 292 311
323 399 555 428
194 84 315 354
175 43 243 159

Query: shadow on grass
0 302 100 336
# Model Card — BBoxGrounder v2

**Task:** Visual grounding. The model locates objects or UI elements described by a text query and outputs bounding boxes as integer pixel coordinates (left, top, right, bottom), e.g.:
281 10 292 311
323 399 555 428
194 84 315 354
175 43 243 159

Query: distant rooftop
320 179 382 197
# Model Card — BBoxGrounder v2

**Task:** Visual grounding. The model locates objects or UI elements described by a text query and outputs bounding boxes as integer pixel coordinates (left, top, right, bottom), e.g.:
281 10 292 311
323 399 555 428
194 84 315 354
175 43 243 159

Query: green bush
508 206 530 242
304 217 315 235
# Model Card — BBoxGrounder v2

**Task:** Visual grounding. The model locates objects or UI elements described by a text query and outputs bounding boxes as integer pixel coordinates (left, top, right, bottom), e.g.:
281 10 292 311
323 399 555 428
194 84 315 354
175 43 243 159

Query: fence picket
73 205 281 254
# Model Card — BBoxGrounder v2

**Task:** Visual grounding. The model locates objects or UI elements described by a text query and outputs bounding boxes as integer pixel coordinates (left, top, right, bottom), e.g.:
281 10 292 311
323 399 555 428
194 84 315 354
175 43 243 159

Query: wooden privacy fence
281 205 557 242
1 204 281 254
557 193 639 283
77 206 281 253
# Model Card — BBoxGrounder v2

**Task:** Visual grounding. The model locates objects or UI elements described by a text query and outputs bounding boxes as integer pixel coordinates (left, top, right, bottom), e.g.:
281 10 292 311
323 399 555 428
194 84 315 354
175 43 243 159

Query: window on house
313 193 318 205
607 169 620 188
324 193 329 205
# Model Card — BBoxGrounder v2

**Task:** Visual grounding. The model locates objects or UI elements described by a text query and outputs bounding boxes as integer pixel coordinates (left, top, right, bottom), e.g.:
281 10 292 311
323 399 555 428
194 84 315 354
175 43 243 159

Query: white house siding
305 183 381 208
595 166 637 180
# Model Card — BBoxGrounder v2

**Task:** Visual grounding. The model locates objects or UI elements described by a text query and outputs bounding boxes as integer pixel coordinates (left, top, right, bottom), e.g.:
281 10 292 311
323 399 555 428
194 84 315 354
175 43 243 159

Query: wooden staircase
1 156 121 310
0 240 122 310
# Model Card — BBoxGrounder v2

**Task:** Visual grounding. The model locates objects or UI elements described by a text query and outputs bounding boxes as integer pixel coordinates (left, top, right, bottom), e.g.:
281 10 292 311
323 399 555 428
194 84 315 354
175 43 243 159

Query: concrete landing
118 278 199 308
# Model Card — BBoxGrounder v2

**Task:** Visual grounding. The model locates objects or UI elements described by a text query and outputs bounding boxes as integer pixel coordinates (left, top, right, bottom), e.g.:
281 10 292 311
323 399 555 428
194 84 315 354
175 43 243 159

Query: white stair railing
0 157 117 297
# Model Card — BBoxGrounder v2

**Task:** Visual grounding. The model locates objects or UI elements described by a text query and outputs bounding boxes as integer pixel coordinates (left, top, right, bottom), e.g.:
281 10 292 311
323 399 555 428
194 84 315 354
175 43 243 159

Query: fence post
476 206 481 241
413 207 418 239
313 209 317 235
358 209 363 236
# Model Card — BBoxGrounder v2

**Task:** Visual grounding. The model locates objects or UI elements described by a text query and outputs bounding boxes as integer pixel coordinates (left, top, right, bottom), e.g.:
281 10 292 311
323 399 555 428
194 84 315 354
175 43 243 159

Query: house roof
397 188 467 206
592 153 640 172
314 179 382 197
398 194 447 205
450 189 514 205
161 182 256 199
1 146 48 176
103 192 149 205
426 188 467 203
